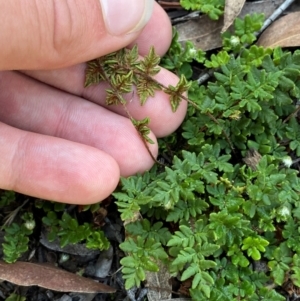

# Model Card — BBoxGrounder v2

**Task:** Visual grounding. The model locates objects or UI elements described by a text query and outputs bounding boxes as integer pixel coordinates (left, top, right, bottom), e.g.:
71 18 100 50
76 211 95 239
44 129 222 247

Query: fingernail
99 0 154 36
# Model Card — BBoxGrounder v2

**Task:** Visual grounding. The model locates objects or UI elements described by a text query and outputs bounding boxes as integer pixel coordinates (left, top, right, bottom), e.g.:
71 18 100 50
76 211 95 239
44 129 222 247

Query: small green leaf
164 75 191 112
136 266 146 281
131 117 154 144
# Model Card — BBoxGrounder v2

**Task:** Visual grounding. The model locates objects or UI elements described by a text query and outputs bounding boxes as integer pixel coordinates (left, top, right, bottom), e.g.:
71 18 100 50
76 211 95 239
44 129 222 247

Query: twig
283 103 300 123
197 69 214 85
257 0 296 35
172 10 201 23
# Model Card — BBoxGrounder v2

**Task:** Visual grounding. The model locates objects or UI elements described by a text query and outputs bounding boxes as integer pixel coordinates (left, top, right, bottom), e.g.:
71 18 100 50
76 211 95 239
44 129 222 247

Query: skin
0 1 187 204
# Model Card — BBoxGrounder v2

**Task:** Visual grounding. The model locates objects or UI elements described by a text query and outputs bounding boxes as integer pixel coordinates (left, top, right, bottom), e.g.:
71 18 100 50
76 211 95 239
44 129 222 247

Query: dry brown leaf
243 149 262 171
146 263 172 301
222 0 246 33
176 0 285 51
0 261 115 293
176 15 223 51
257 12 300 48
145 264 192 301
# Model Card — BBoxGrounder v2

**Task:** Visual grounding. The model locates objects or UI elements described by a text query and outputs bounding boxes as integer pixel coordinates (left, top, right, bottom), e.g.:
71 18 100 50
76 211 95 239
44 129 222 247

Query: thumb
0 0 154 70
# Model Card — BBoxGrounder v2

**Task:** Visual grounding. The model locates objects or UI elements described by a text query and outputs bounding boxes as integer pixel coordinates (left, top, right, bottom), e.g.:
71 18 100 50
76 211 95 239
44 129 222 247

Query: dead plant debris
0 261 115 294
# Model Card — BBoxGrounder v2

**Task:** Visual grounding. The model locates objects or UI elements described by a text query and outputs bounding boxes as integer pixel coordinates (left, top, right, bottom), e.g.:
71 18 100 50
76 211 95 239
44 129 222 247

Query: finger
21 2 172 99
0 71 158 176
0 122 120 204
128 2 173 56
0 0 154 70
20 3 186 137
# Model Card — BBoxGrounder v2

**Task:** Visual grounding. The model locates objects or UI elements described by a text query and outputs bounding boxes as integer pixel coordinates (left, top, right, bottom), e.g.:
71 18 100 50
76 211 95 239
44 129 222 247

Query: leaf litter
145 262 172 301
258 11 300 48
0 261 115 293
175 0 286 51
222 0 246 33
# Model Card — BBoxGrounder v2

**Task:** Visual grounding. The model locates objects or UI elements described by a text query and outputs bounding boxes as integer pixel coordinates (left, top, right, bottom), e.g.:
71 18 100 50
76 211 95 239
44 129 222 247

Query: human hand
0 0 187 204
